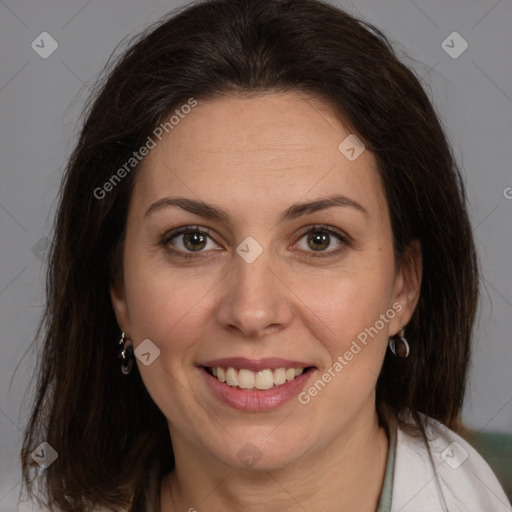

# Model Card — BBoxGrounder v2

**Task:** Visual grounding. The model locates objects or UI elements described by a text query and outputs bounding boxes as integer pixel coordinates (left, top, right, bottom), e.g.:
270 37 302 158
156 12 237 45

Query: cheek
122 248 224 359
298 288 391 416
127 279 204 346
121 258 216 421
299 263 395 346
296 263 395 406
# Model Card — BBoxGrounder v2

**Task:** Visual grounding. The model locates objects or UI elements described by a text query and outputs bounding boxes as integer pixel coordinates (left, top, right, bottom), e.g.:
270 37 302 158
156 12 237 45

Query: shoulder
391 414 512 512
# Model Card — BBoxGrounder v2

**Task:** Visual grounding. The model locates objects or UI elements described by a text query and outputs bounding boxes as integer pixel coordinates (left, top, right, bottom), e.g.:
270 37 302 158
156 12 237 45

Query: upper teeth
211 367 305 390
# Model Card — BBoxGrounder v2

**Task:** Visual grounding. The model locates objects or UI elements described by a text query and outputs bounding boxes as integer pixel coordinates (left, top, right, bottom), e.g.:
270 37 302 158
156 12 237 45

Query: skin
110 91 422 512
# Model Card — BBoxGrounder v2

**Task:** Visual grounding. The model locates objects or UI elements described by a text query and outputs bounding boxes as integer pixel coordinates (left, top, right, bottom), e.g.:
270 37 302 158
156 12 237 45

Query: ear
109 272 131 335
390 239 422 335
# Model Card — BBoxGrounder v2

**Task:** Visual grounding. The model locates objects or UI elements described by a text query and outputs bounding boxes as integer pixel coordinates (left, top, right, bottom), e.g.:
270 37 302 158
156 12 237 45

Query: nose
216 242 293 339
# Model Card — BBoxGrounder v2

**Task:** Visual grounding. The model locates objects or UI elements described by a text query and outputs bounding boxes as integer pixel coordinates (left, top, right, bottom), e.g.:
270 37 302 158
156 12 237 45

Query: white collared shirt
389 413 512 511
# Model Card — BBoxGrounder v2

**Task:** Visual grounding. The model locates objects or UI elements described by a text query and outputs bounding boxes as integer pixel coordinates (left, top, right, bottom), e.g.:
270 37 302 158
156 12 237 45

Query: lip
199 357 315 372
199 365 316 411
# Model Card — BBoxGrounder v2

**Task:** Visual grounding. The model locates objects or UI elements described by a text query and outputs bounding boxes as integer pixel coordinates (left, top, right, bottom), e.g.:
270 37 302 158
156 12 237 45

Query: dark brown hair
20 0 479 510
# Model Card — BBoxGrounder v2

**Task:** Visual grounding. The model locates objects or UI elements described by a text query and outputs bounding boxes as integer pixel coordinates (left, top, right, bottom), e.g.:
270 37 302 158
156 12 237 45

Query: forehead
131 92 387 222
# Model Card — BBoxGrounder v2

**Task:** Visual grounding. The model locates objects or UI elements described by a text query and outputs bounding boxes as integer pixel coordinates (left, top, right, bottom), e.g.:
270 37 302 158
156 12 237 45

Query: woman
20 0 511 511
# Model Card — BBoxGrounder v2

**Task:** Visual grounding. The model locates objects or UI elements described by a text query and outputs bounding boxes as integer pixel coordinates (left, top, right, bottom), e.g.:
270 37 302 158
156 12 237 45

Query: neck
160 407 390 512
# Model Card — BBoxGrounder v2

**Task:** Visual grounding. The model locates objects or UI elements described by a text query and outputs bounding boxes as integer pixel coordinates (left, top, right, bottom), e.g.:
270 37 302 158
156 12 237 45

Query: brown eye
307 231 331 251
161 226 219 259
294 225 349 257
180 231 208 251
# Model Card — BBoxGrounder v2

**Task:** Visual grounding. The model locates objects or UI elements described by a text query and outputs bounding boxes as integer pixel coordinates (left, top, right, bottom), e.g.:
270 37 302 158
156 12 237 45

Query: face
110 91 421 471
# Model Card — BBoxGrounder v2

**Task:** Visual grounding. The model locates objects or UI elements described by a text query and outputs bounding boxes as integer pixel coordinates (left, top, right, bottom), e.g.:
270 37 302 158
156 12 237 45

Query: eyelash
159 224 350 260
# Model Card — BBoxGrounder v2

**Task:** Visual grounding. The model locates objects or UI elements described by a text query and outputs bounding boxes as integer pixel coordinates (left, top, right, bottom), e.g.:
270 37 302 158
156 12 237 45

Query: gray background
0 0 511 509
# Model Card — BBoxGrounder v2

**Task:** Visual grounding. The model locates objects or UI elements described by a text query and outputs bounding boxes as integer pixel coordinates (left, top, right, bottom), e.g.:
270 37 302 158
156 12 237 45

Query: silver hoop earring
388 325 410 359
117 331 134 374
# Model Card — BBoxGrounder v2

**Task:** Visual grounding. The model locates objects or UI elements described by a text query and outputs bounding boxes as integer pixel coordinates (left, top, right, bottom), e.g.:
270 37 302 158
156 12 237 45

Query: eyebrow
144 194 369 222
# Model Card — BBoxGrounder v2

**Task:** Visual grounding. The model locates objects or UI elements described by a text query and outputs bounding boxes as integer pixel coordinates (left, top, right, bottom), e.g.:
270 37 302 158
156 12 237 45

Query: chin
207 428 311 471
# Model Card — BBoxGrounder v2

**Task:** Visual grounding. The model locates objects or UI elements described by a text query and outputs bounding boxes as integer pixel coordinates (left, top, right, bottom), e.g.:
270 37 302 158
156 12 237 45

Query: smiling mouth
203 366 315 390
